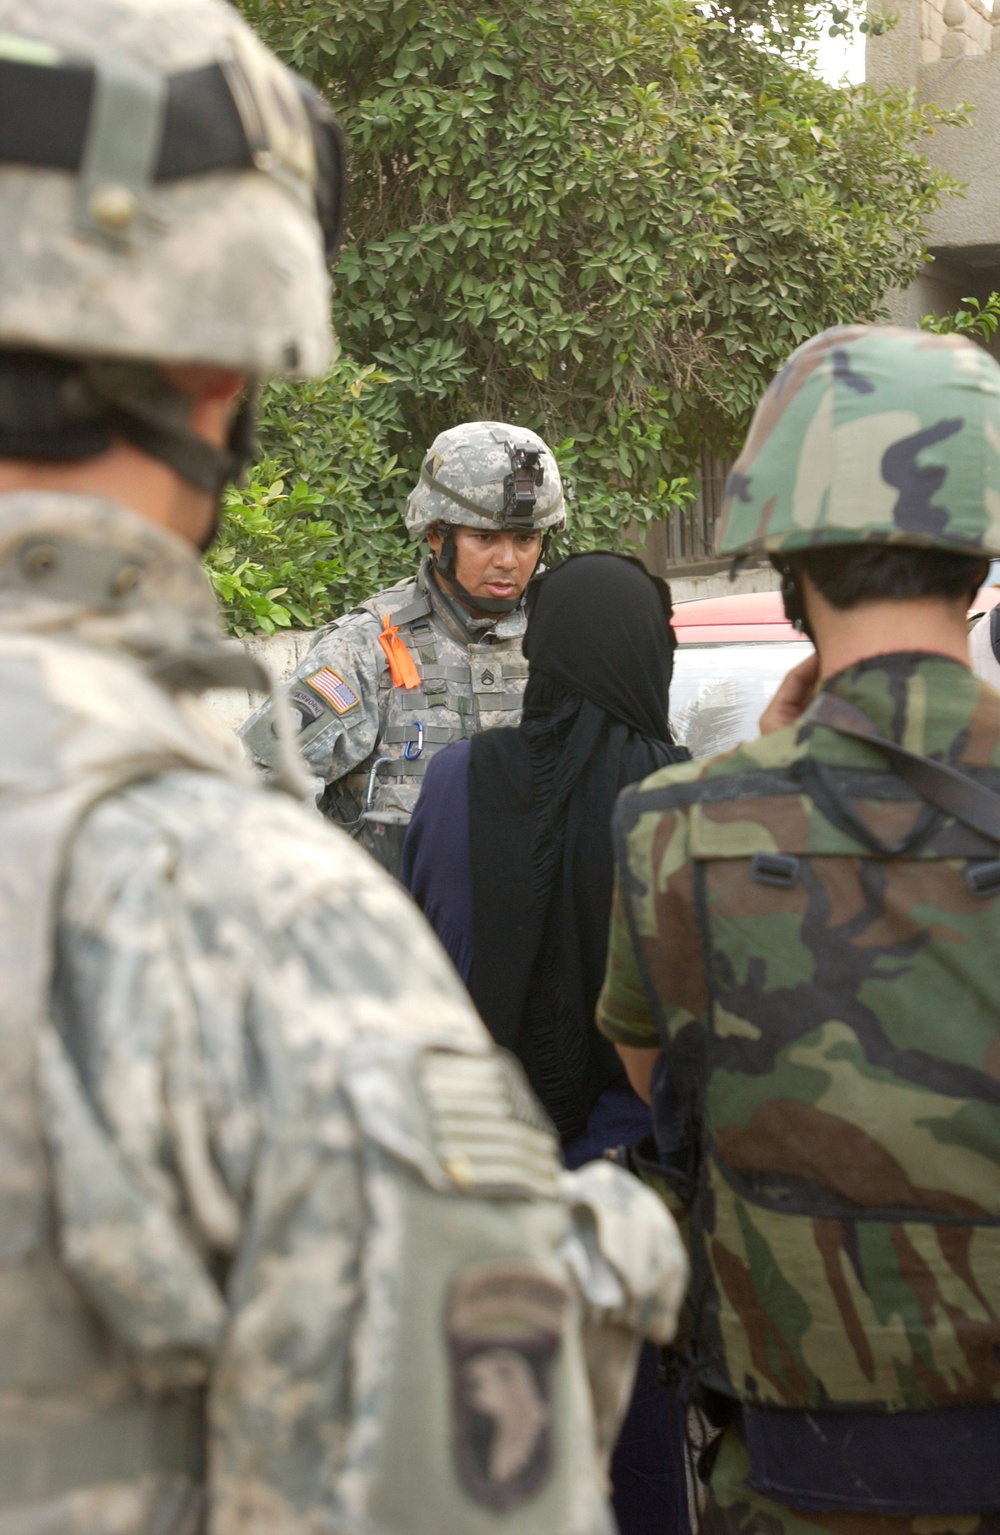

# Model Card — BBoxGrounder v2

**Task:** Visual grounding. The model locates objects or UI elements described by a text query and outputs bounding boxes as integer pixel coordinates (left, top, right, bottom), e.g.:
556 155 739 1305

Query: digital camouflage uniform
0 4 687 1532
597 327 1000 1534
240 422 564 875
1 488 687 1535
240 556 531 871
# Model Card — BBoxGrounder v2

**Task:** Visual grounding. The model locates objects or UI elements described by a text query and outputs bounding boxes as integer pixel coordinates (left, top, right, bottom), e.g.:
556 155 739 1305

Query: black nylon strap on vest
0 57 250 182
808 691 1000 845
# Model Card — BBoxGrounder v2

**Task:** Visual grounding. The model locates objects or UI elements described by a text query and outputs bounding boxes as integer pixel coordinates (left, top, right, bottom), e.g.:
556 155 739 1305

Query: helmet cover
405 421 566 538
716 325 1000 561
0 0 335 376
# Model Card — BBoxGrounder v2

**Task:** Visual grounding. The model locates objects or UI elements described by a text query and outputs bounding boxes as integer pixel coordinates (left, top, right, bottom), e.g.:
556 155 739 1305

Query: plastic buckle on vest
966 858 1000 898
403 721 425 761
751 852 800 889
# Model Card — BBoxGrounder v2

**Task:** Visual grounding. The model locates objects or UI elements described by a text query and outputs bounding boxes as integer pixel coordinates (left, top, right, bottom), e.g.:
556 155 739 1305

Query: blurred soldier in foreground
241 420 564 873
597 326 1000 1534
0 3 686 1533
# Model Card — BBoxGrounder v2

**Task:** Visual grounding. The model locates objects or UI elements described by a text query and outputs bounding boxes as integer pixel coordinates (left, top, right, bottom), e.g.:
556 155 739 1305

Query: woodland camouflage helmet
716 325 1000 561
0 0 345 495
405 422 567 538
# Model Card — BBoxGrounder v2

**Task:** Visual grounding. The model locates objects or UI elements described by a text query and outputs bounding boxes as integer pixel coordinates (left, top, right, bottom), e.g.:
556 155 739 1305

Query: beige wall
201 628 314 732
867 0 1000 334
867 0 998 83
921 0 995 61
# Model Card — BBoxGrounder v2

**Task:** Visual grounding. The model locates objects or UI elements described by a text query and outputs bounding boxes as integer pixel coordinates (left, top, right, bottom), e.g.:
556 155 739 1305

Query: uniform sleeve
595 877 660 1048
49 778 487 1535
596 800 705 1051
239 613 384 786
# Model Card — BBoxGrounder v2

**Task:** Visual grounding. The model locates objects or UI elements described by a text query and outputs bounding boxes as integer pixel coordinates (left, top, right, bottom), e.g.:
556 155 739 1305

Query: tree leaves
206 362 408 636
224 0 958 633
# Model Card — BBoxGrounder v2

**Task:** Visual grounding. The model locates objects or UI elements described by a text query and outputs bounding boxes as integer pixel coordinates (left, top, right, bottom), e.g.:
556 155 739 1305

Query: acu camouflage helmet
0 0 341 376
406 422 567 538
716 325 1000 560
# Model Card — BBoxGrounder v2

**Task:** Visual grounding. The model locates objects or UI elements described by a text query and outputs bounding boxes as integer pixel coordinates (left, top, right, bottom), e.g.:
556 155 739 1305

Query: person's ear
426 525 444 557
161 364 245 446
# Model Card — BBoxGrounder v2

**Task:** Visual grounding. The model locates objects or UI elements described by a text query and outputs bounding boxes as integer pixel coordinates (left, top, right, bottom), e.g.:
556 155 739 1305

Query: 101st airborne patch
448 1262 568 1511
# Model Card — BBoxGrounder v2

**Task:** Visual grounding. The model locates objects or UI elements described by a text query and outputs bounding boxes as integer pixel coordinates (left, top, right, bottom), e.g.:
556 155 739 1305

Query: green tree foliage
224 0 960 631
206 362 409 634
920 292 1000 344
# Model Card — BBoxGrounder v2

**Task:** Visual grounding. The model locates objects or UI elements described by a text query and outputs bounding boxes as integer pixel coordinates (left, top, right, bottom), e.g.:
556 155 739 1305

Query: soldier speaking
240 421 565 874
598 325 1000 1535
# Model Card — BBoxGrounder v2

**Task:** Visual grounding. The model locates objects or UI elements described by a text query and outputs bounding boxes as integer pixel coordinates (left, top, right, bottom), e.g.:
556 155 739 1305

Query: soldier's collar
0 490 263 691
821 650 986 760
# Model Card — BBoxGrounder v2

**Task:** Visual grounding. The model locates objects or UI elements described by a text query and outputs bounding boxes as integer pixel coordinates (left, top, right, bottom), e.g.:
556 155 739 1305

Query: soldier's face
428 526 542 610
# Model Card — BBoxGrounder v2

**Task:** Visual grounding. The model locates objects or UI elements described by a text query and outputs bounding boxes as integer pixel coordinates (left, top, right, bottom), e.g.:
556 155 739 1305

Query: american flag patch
304 667 361 715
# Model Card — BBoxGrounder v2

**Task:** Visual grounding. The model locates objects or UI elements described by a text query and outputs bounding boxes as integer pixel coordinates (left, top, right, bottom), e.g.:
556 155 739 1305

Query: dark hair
782 544 987 610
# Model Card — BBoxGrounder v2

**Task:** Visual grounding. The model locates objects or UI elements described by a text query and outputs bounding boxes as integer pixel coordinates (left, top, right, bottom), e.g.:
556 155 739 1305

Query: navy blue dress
402 741 691 1535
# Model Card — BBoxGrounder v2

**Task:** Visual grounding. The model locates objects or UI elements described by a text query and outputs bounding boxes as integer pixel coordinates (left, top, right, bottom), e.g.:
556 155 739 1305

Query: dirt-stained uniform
0 4 688 1533
598 327 1000 1534
240 421 565 874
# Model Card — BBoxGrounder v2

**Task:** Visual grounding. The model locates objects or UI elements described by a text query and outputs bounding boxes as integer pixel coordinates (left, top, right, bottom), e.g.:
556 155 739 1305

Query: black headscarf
468 553 690 1139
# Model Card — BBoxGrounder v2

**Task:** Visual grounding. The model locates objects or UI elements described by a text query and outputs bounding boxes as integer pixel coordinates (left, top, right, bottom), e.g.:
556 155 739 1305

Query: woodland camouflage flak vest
613 324 1000 1416
613 656 1000 1415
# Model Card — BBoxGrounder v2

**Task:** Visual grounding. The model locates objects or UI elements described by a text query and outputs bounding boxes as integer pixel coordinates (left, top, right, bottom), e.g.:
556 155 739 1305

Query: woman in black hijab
402 554 691 1535
468 551 689 1145
403 551 688 1144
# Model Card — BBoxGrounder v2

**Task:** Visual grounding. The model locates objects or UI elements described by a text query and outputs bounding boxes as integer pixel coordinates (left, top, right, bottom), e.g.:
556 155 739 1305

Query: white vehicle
670 587 1000 758
670 592 811 758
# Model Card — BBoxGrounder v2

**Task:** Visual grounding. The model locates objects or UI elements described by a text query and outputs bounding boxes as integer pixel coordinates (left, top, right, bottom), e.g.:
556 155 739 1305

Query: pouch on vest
618 762 1000 1423
333 1035 615 1535
685 808 1000 1417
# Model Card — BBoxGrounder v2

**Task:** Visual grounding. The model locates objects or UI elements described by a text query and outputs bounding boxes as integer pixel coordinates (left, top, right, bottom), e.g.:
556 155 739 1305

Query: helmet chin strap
432 527 523 616
773 557 817 646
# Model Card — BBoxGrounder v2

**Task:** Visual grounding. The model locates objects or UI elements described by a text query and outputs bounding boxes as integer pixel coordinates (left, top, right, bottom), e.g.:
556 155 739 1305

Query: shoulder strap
388 592 433 629
808 690 1000 845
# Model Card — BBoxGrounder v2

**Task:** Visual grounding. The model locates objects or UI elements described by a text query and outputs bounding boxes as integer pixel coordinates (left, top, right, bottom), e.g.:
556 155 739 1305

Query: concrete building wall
921 0 995 61
867 0 1000 338
202 628 314 733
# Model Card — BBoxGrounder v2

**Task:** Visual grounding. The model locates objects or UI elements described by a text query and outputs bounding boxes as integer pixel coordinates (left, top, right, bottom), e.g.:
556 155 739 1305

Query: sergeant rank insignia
448 1261 567 1510
304 667 361 715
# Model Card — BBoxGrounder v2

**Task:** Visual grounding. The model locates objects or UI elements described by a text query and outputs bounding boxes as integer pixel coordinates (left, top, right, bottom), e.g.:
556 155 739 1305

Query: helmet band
420 455 563 530
0 45 346 261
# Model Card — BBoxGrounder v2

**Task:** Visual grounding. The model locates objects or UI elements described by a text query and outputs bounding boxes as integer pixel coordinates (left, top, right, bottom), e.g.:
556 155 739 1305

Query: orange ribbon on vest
378 614 421 690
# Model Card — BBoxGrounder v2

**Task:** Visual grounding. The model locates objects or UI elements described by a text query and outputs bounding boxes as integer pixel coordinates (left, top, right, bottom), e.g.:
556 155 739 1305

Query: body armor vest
242 564 530 875
618 753 1000 1419
0 501 680 1535
352 587 527 799
334 582 527 873
0 627 252 1529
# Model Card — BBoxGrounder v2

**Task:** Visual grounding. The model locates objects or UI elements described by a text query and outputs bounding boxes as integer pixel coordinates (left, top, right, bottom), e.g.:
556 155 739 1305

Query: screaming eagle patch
304 666 361 715
448 1262 567 1510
